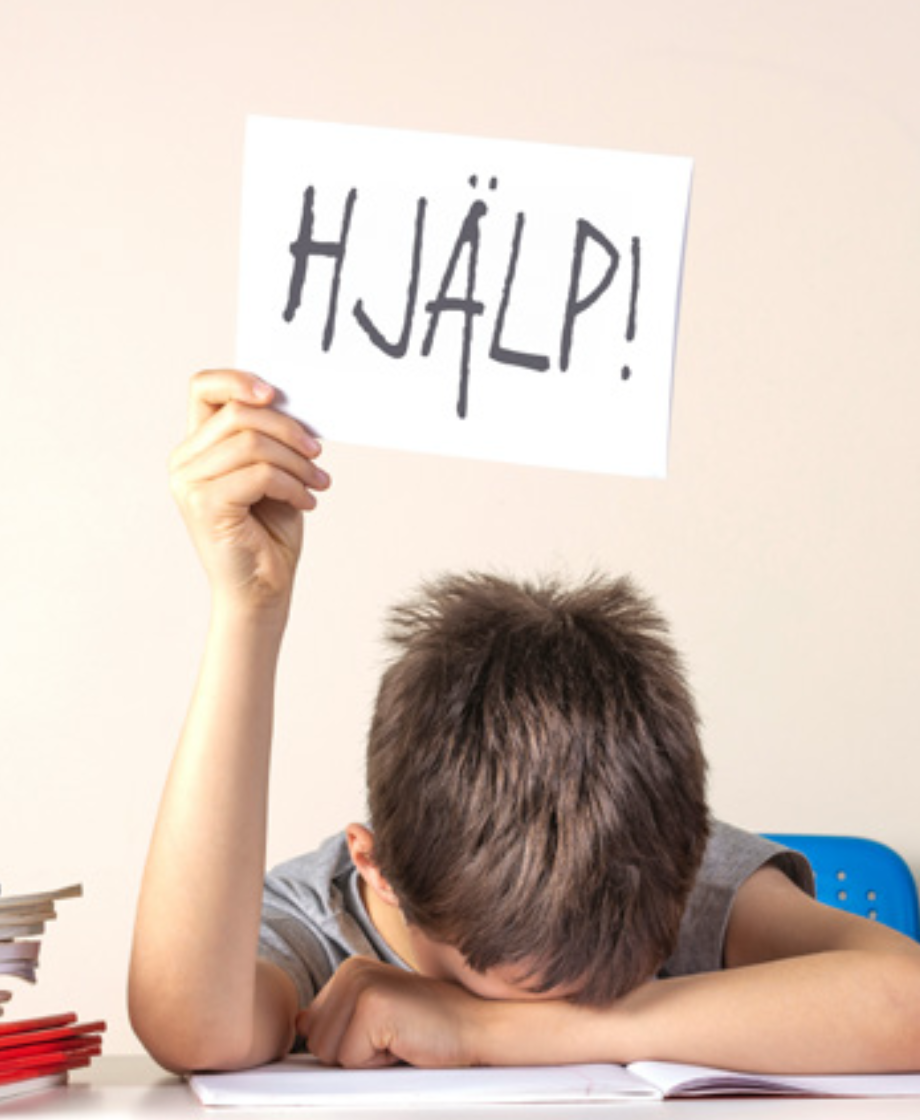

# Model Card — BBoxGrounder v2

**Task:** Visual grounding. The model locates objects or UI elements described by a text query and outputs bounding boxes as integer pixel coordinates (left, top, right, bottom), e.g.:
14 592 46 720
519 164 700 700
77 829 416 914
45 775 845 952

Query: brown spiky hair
366 571 709 1004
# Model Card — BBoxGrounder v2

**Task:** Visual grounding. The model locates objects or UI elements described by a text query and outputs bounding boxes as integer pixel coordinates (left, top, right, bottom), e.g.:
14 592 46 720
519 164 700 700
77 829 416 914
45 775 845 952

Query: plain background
1 0 918 1055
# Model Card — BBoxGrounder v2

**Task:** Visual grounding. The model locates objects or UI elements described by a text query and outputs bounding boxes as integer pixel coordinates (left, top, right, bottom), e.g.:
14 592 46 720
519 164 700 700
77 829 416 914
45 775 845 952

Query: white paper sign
237 117 692 477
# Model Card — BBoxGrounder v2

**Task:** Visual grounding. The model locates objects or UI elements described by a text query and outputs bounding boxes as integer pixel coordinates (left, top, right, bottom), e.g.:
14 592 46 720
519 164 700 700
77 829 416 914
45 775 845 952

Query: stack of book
0 883 106 1102
0 883 82 989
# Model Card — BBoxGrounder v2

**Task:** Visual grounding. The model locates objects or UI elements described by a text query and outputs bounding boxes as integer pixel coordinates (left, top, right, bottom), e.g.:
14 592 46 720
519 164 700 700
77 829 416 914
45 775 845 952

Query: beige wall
1 0 918 1053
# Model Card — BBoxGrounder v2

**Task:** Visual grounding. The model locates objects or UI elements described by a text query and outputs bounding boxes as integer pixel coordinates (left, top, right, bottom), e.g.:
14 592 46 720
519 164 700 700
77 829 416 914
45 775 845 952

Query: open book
190 1055 920 1107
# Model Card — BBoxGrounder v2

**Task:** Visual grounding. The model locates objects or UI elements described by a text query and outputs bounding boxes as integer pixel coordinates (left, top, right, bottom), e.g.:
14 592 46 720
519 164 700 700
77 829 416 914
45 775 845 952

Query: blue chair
763 833 920 940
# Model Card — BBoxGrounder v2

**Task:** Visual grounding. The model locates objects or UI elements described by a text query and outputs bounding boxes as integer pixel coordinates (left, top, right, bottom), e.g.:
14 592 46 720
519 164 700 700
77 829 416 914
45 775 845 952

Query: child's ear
346 823 401 907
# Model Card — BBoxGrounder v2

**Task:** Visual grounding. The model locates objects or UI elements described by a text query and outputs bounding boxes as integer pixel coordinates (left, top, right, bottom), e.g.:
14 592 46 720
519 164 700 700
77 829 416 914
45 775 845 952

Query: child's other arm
300 868 920 1073
541 864 920 1074
128 370 330 1073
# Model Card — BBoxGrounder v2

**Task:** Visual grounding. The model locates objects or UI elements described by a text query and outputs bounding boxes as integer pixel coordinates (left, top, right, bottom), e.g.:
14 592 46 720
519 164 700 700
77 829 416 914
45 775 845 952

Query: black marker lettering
283 186 357 352
489 211 550 372
281 179 643 414
626 235 641 342
353 197 427 358
560 220 619 372
621 235 641 381
422 198 487 419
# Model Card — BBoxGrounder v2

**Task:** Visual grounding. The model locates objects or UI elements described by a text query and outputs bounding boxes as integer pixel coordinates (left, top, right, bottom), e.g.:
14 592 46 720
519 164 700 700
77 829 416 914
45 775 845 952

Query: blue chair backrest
763 833 920 940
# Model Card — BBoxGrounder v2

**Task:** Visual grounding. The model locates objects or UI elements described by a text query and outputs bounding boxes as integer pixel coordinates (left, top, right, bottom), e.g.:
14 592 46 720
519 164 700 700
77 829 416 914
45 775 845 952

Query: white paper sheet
237 117 692 478
190 1056 658 1107
191 1056 920 1108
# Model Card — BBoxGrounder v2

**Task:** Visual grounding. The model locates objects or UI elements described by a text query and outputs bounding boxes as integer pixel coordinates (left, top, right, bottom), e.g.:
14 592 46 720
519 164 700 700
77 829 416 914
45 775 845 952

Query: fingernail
301 429 322 455
251 378 273 400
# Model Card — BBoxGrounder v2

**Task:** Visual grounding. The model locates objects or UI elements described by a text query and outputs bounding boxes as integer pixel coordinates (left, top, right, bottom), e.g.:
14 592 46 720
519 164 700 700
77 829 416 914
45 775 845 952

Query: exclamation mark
621 235 640 381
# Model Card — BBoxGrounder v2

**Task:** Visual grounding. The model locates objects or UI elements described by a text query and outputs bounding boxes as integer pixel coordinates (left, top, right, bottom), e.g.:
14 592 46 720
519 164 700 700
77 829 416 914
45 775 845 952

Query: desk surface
3 1057 918 1118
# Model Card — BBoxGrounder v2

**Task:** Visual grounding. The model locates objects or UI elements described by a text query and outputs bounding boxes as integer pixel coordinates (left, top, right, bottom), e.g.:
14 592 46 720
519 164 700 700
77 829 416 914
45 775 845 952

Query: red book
0 1012 76 1037
0 1057 91 1102
0 1017 106 1052
0 1012 106 1102
2 1041 102 1072
0 1052 93 1079
0 1033 102 1061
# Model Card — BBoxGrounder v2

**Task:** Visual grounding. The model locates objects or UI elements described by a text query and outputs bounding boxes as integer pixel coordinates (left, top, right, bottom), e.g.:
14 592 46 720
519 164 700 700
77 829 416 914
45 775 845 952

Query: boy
129 369 920 1075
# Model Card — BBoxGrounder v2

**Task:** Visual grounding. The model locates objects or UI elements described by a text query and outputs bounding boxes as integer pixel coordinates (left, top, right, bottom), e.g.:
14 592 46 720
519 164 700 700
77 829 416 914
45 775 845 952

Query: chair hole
837 890 848 902
868 910 878 921
866 890 877 902
836 870 847 881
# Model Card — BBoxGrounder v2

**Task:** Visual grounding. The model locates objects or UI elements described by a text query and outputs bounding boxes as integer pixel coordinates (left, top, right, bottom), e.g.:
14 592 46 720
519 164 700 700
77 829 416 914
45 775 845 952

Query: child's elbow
127 957 297 1074
128 980 258 1075
130 1011 259 1075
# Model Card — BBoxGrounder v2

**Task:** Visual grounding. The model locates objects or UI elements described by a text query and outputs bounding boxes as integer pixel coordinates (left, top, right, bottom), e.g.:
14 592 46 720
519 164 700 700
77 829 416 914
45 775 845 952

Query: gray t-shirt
258 821 814 1009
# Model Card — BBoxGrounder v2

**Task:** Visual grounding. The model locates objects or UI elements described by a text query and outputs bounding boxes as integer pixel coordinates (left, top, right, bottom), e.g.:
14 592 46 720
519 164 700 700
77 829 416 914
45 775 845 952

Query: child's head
365 571 709 1005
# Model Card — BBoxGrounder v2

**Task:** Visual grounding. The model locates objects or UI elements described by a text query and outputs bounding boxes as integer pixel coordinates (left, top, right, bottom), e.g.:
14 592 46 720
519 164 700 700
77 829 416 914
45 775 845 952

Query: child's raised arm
129 370 330 1073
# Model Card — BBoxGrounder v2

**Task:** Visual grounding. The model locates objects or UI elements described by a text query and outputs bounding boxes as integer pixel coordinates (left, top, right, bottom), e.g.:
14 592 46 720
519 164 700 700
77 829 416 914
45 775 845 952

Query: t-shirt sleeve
258 877 342 1009
661 821 815 978
257 833 398 1012
258 924 327 1009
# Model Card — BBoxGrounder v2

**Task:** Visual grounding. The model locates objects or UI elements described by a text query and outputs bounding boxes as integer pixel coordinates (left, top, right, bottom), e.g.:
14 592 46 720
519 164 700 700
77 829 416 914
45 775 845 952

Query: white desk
3 1057 918 1118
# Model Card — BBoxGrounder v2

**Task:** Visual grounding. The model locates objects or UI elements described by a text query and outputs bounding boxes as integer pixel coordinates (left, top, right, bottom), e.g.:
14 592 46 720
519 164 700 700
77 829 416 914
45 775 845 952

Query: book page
629 1061 920 1099
190 1056 660 1106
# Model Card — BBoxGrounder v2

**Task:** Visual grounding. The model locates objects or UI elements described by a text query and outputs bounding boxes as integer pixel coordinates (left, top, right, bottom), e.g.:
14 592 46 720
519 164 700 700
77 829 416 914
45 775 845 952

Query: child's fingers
178 427 331 496
186 369 275 434
299 982 354 1067
188 461 320 517
174 397 322 476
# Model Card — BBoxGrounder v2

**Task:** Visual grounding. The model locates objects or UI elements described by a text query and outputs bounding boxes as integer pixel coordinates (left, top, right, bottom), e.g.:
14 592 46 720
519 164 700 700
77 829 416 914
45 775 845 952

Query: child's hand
169 369 330 613
298 958 485 1069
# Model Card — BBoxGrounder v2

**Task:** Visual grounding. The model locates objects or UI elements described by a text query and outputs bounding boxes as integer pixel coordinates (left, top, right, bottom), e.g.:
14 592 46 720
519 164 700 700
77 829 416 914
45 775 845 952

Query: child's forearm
129 601 294 1072
466 865 920 1075
472 949 920 1074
